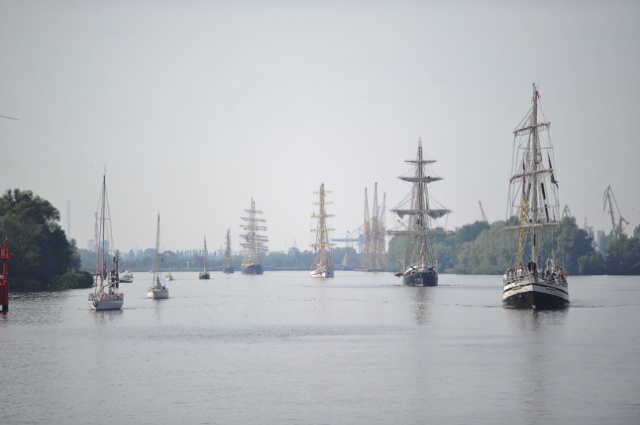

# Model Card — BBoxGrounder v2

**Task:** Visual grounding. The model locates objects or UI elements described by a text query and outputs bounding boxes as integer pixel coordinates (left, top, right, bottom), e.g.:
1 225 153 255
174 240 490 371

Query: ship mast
311 183 334 267
240 198 268 265
507 83 559 269
530 84 539 265
388 139 447 268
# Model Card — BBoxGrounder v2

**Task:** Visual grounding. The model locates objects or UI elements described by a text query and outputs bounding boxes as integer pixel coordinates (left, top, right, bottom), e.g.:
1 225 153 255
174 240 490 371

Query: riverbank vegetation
1 189 639 292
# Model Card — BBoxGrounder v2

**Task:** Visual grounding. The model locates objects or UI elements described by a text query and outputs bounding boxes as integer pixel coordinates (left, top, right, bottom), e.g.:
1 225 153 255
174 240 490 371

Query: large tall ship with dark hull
502 83 569 309
388 140 451 287
240 198 268 275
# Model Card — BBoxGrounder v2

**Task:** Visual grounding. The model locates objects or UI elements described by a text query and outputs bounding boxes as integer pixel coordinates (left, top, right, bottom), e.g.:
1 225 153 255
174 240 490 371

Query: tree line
1 188 639 292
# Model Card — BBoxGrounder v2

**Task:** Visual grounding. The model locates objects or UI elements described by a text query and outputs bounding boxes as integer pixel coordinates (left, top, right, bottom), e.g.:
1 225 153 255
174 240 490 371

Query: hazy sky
1 1 639 254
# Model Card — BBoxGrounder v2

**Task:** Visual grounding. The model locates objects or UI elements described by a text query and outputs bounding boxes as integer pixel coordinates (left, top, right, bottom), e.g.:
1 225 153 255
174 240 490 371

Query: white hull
310 266 334 278
147 286 169 299
88 295 124 311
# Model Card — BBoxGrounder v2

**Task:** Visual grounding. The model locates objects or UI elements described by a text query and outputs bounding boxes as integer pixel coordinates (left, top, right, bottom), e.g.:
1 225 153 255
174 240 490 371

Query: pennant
548 153 559 187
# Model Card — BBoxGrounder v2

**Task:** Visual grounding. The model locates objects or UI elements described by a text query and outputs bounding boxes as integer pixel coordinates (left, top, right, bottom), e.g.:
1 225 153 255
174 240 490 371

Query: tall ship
359 183 386 272
310 183 335 278
502 83 569 309
222 229 234 274
198 237 210 279
240 198 268 275
148 214 169 299
387 139 451 287
88 174 124 310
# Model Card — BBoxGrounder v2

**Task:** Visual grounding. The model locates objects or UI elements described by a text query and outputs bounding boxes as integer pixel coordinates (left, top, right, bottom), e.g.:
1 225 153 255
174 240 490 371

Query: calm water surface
1 272 638 424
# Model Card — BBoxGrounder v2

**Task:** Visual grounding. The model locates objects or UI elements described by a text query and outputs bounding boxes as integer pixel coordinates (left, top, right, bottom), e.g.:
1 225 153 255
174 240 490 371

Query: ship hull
310 265 334 278
242 263 263 275
198 271 210 280
402 268 438 287
88 295 124 311
222 266 234 274
503 274 569 309
147 286 169 299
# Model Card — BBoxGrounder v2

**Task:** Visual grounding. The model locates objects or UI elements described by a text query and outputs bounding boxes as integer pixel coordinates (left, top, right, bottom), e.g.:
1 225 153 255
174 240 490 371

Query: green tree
0 189 85 290
556 217 596 274
605 235 640 274
578 251 605 275
453 221 512 274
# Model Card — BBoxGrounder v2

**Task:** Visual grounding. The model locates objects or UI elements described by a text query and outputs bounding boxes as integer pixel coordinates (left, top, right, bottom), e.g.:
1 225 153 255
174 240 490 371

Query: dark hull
403 268 438 287
222 266 234 274
198 271 210 280
241 263 263 275
502 275 569 309
503 288 569 309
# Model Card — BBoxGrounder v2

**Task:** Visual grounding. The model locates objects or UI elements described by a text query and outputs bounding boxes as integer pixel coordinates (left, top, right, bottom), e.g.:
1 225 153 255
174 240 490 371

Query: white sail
502 83 569 309
310 183 335 278
148 214 168 299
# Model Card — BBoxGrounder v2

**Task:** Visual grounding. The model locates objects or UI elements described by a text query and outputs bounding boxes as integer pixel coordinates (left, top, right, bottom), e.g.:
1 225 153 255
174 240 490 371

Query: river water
1 272 638 425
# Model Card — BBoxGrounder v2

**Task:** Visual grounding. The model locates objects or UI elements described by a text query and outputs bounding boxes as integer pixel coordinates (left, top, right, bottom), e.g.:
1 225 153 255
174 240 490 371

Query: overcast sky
1 0 639 254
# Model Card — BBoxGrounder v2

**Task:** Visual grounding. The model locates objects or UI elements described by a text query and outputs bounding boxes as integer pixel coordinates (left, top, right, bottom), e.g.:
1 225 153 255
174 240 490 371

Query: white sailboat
148 214 169 299
88 174 124 310
387 139 451 286
310 183 335 278
502 83 569 309
198 237 210 279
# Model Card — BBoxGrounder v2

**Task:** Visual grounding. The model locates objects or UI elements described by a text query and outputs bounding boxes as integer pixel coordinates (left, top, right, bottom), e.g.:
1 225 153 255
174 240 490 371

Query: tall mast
311 183 334 266
362 188 371 269
153 214 161 283
530 83 539 264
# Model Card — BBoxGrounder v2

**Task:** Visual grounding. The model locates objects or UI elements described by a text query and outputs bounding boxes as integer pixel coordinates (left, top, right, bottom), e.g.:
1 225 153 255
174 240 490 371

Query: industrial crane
478 201 488 223
603 185 628 240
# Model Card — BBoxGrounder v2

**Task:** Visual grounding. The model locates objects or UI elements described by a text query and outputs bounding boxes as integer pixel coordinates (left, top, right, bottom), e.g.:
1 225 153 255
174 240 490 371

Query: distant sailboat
88 174 124 310
222 229 234 274
387 139 451 287
240 198 268 275
502 83 569 309
120 270 134 283
341 250 354 271
310 183 335 278
148 214 169 299
199 237 210 279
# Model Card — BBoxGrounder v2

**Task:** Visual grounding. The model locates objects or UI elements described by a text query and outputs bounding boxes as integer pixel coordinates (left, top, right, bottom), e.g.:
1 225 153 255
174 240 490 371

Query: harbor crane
332 226 363 253
603 185 628 240
478 201 488 222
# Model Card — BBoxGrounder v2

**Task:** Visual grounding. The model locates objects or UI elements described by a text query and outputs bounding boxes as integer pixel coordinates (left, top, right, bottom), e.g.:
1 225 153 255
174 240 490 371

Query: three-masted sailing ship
88 174 124 310
198 236 210 279
502 83 569 309
387 139 451 287
222 229 234 274
148 214 169 299
240 198 268 275
310 183 335 278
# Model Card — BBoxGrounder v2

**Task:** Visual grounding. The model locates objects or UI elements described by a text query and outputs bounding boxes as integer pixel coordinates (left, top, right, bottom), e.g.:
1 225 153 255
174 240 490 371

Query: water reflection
0 291 69 326
506 308 569 332
90 309 124 325
152 298 165 322
504 308 569 424
411 287 432 325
